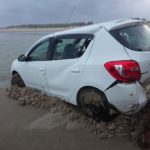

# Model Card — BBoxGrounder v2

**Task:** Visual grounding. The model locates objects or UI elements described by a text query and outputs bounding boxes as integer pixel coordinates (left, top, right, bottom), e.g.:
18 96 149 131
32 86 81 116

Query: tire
11 73 25 87
78 88 111 122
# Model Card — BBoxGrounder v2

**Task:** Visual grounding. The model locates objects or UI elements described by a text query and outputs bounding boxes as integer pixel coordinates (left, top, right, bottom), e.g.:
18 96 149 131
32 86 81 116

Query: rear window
110 24 150 51
52 34 93 60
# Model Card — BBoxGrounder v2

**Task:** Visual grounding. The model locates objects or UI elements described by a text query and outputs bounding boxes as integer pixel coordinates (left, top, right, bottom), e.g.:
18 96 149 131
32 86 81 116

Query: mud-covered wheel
78 88 110 122
11 73 25 87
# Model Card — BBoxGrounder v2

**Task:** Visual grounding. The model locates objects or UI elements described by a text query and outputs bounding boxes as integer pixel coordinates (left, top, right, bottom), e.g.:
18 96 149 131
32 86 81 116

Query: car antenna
63 0 79 30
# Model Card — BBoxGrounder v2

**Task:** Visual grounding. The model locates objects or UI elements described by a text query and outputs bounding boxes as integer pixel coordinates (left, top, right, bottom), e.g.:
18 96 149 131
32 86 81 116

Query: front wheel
11 73 25 87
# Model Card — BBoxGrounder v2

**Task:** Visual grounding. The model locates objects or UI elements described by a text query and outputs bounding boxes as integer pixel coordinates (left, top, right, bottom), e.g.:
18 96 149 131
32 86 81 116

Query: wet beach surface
0 88 141 150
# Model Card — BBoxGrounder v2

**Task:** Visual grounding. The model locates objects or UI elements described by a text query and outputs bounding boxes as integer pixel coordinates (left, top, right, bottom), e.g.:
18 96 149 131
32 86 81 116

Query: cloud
0 0 150 27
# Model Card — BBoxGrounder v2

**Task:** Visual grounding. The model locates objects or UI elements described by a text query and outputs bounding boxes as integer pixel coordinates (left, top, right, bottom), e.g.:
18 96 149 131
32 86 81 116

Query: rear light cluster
104 60 141 83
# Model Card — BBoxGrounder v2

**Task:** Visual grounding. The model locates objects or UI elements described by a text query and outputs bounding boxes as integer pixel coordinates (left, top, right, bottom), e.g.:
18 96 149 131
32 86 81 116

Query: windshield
110 24 150 51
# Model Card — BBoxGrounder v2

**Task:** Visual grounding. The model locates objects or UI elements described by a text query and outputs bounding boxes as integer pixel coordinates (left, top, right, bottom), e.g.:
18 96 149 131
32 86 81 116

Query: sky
0 0 150 27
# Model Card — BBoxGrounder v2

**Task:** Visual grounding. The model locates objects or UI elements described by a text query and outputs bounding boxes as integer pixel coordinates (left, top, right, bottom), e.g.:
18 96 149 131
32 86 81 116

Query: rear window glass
110 24 150 51
52 35 93 60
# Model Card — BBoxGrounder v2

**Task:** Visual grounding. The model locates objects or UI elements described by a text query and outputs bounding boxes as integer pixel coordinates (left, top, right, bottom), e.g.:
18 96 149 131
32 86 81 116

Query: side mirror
18 54 27 62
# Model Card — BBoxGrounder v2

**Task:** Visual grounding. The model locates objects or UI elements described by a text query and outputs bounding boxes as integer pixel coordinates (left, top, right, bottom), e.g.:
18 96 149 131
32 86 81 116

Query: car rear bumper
104 82 148 115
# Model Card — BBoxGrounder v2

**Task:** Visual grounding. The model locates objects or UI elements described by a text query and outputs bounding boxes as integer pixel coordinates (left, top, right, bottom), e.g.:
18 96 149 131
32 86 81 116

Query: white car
11 18 150 120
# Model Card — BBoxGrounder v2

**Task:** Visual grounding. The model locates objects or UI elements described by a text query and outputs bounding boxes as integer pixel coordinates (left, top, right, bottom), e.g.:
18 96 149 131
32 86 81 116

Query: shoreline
0 27 74 33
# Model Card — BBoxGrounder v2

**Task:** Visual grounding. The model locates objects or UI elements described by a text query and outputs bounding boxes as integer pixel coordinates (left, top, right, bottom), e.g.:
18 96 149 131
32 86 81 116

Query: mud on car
11 18 150 120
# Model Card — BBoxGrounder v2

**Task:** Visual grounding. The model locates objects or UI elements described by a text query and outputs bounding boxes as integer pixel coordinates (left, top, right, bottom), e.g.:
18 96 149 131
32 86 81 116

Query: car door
45 34 94 100
20 38 51 91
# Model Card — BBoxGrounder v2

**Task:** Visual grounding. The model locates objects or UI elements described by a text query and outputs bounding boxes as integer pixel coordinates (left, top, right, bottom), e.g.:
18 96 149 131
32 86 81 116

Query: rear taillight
104 60 141 83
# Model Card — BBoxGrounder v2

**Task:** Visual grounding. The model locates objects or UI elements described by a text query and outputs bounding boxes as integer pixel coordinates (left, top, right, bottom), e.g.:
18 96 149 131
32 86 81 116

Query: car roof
39 18 146 41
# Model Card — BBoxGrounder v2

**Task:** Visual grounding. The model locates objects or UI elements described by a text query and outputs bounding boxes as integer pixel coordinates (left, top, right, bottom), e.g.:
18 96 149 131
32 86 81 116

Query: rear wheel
11 73 25 87
78 88 110 122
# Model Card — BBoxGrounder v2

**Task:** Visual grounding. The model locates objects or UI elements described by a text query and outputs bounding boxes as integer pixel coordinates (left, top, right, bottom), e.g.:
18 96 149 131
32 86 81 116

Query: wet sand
0 88 140 150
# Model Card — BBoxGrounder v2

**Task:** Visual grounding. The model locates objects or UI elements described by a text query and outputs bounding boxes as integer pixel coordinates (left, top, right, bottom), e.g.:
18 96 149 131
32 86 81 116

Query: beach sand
0 88 141 150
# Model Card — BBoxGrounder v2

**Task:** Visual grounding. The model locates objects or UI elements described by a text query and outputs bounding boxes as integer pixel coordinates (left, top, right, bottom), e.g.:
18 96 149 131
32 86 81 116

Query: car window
110 24 150 51
28 40 49 61
52 36 93 60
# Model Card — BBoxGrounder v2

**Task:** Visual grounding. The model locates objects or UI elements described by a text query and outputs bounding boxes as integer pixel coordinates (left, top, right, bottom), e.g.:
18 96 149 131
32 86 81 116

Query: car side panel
45 39 95 101
70 27 147 113
79 28 131 89
70 27 133 105
11 60 47 90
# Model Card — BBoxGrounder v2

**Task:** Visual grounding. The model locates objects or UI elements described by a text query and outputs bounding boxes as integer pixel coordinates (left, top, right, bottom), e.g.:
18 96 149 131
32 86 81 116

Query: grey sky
0 0 150 27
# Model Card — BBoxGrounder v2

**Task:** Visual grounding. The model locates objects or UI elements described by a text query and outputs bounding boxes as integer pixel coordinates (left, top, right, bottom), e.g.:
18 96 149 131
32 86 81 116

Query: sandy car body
11 18 150 115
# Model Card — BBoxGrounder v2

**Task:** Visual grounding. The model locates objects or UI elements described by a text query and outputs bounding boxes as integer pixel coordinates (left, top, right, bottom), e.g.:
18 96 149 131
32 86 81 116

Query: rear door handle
39 68 44 71
39 68 46 75
71 68 80 73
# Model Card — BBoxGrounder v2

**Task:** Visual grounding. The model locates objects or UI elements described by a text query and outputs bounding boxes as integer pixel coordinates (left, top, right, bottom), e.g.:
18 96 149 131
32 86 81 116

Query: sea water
0 32 50 88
